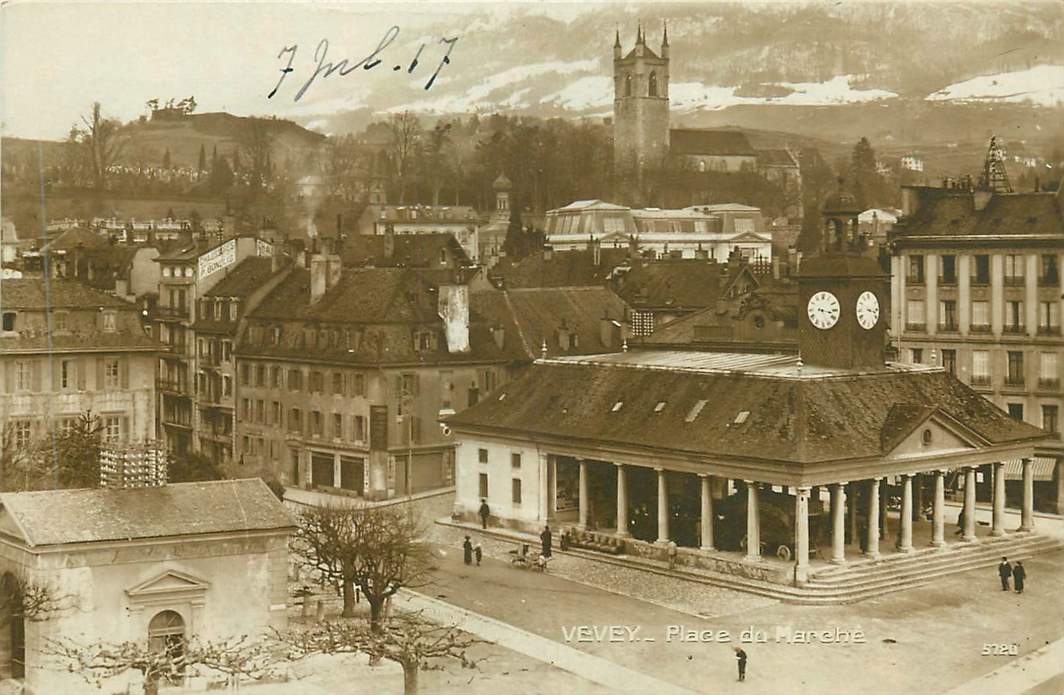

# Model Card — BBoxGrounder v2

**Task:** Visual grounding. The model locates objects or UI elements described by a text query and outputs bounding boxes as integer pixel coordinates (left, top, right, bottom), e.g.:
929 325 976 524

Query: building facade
0 280 158 455
356 204 480 263
890 183 1064 512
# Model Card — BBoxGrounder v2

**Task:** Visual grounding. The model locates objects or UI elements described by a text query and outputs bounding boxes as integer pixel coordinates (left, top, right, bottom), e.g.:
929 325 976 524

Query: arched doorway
148 610 186 685
0 572 25 680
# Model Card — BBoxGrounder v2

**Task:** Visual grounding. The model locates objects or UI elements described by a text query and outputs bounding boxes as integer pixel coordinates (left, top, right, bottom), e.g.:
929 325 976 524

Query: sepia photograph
1 0 1063 693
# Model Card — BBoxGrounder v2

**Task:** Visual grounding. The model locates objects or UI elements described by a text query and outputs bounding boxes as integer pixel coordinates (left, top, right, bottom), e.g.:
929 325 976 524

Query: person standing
734 646 747 682
540 525 553 558
474 542 483 566
998 557 1012 591
1013 561 1026 593
667 539 678 570
955 508 965 535
478 499 490 529
463 536 473 566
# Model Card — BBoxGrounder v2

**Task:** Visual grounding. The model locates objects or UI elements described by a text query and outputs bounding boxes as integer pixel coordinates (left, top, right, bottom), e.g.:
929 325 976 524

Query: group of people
997 557 1027 593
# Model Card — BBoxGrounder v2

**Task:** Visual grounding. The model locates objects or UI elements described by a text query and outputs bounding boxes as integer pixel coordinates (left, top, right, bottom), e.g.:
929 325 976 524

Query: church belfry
613 23 670 178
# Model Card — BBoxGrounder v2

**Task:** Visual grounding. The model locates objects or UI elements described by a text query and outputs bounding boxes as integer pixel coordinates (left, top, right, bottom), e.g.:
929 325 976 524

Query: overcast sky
2 1 586 139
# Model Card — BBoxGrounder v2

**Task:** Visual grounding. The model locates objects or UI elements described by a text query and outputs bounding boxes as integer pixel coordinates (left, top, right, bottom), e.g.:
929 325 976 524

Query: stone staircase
797 531 1064 605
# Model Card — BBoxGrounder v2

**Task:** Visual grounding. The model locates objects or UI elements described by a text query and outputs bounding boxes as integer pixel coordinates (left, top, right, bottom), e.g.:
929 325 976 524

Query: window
440 370 453 409
1043 405 1059 434
53 311 67 331
310 371 324 393
938 255 957 285
1007 351 1025 385
1007 403 1024 421
906 300 925 330
478 448 488 464
271 366 282 388
15 361 32 391
1 313 14 332
1040 254 1059 286
921 429 933 446
352 415 366 441
400 373 417 399
942 349 956 375
289 408 302 433
101 358 120 389
1038 301 1060 335
624 73 632 97
971 301 990 331
60 360 73 390
511 453 521 468
13 420 32 450
288 369 303 391
1004 254 1025 285
910 348 923 364
240 364 250 386
512 478 522 505
468 385 479 407
333 413 343 439
1039 352 1059 388
479 473 489 498
290 449 301 483
241 398 251 420
1005 300 1024 332
332 372 346 396
311 411 323 437
972 350 991 386
147 610 186 678
256 399 265 424
972 255 990 285
272 401 282 425
353 373 366 396
938 300 957 331
632 310 655 336
101 312 116 332
223 375 232 397
256 366 266 387
103 415 123 443
648 70 658 97
906 255 924 284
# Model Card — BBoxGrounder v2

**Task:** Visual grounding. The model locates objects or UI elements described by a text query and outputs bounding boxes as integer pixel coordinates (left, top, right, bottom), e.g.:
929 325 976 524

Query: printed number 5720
982 644 1018 656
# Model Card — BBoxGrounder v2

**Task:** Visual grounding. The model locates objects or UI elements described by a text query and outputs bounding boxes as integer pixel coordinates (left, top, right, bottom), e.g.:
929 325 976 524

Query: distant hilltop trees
146 97 197 120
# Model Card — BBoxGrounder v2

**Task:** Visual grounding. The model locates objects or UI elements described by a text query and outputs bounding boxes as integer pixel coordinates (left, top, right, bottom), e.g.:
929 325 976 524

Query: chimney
557 318 571 350
491 323 505 350
543 246 553 261
383 223 395 259
588 236 601 267
600 312 619 348
437 284 470 353
310 239 342 303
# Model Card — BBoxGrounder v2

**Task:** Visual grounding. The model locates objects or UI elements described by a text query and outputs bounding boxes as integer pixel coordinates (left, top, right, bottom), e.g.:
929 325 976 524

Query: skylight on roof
498 393 507 401
734 410 750 425
611 401 624 412
685 399 708 423
654 401 667 412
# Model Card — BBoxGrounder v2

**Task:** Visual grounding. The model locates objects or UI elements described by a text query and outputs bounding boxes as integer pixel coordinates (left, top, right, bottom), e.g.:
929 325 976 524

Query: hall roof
891 190 1064 241
0 479 294 548
670 129 757 157
446 350 1047 465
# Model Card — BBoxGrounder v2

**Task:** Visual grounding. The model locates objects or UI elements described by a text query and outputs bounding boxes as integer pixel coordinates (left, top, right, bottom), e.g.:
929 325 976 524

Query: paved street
420 540 1064 694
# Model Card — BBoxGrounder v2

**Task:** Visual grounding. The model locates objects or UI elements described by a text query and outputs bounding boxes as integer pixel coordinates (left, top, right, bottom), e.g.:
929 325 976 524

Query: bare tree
387 112 422 204
240 118 274 191
293 504 432 628
0 571 76 624
419 121 453 205
279 612 479 695
44 635 273 695
73 102 126 191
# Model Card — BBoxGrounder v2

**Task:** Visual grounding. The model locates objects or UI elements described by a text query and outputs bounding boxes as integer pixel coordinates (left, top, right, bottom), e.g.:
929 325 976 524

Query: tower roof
493 172 512 191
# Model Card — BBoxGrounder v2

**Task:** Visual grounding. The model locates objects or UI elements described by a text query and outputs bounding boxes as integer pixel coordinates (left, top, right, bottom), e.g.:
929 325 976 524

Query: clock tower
798 185 888 370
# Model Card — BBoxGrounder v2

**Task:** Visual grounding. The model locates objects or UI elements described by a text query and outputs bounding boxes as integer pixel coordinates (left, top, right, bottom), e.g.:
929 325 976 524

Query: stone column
991 461 1006 536
879 480 888 540
745 481 761 561
898 474 914 552
1020 458 1035 531
656 468 669 543
866 478 881 559
538 453 550 523
913 473 924 521
795 486 810 581
831 483 846 564
699 474 714 550
615 463 630 537
932 470 946 547
963 467 977 541
577 460 588 530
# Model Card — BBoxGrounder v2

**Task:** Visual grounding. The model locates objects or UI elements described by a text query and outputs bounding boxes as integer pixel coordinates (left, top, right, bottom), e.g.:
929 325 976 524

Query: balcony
905 323 926 333
971 275 990 287
1003 275 1025 287
161 414 193 429
1039 378 1061 391
937 323 958 333
1037 326 1061 337
970 375 991 387
155 305 190 320
1003 324 1025 335
969 324 991 334
938 275 957 287
1004 377 1026 388
156 378 190 395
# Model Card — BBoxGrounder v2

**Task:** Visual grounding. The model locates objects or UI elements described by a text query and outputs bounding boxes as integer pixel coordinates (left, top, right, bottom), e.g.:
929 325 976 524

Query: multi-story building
889 182 1064 512
191 256 291 468
356 204 480 263
0 279 159 454
234 242 511 499
153 235 275 455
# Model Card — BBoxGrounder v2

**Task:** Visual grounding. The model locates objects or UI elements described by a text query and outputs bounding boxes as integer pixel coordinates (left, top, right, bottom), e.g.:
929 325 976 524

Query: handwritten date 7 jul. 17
268 27 458 101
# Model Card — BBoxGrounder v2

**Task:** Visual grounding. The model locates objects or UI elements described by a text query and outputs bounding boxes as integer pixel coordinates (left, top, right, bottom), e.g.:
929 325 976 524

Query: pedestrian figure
998 556 1012 591
540 525 553 558
955 508 965 535
734 646 747 682
1013 561 1026 593
478 499 490 529
463 536 473 566
667 539 678 571
474 542 483 566
559 529 570 552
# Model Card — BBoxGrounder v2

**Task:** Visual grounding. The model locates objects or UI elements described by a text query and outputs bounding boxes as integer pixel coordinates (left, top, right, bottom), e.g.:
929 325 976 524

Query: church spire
662 20 669 46
614 28 621 48
637 22 644 45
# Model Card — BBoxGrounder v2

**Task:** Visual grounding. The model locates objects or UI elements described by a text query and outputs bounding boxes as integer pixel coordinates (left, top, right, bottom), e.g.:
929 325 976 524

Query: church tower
613 23 670 179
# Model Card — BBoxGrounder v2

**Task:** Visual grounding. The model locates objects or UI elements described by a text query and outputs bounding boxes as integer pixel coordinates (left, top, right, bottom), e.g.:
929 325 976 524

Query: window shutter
96 358 105 390
121 358 130 389
52 360 62 391
413 373 420 397
77 359 87 390
3 363 12 393
393 375 402 399
31 361 41 392
121 416 130 442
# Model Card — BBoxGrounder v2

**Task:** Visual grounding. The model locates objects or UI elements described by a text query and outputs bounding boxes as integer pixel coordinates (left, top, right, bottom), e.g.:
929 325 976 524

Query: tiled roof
0 278 129 310
489 249 630 289
670 129 756 157
365 205 479 223
0 479 295 547
554 200 630 212
613 259 721 311
892 191 1064 239
756 149 798 167
471 287 630 360
340 234 471 268
447 353 1048 465
41 227 109 252
204 257 278 297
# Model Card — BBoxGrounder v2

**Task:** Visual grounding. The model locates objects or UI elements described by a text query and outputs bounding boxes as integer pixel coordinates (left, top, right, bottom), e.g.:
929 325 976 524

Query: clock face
807 291 841 330
856 291 880 330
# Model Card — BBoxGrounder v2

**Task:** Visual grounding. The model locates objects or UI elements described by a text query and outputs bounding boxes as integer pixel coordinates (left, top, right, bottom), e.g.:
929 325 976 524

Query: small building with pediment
0 478 294 692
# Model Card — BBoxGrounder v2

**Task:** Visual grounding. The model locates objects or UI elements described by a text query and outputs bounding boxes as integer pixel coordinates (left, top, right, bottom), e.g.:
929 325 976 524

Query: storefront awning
1003 457 1057 482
